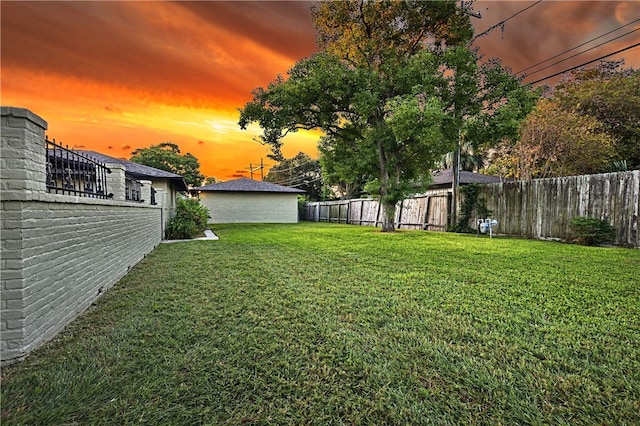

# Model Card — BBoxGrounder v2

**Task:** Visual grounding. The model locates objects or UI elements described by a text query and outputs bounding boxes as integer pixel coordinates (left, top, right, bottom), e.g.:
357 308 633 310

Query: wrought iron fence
46 138 112 199
126 176 143 202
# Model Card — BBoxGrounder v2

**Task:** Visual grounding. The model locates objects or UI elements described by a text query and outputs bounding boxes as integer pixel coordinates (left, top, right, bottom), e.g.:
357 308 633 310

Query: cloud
0 1 317 110
473 1 640 81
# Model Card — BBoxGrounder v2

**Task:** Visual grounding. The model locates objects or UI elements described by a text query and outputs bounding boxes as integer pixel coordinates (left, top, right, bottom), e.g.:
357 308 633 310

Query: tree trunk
380 199 396 232
377 137 396 232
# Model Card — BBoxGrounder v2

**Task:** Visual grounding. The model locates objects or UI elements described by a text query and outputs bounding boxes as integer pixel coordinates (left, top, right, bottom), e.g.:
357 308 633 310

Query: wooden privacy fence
302 171 639 248
302 189 450 231
478 170 640 248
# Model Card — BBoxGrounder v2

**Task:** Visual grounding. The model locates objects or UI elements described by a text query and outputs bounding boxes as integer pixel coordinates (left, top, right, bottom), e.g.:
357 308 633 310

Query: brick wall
1 107 163 364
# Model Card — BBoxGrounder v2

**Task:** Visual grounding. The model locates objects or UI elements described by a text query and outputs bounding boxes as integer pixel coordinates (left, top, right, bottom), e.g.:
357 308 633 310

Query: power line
516 18 640 74
267 157 315 174
289 176 323 188
521 26 640 77
526 41 640 85
271 172 321 187
471 0 542 42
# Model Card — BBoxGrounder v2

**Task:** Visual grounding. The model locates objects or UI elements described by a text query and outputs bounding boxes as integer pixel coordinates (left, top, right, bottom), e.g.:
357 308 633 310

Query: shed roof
194 177 305 193
78 150 188 191
431 169 510 187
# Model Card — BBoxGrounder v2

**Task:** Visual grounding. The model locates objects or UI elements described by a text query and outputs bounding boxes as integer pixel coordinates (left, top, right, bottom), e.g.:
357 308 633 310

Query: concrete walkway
161 229 219 244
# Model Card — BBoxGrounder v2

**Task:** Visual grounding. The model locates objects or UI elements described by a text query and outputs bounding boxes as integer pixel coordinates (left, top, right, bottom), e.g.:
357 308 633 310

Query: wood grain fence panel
479 171 639 247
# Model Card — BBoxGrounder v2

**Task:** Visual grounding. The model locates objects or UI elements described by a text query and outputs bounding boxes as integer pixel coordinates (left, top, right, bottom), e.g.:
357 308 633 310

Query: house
429 168 510 190
193 178 305 224
78 151 188 228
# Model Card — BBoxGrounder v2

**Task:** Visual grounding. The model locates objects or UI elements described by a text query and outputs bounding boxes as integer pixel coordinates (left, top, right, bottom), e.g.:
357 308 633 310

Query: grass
2 222 639 425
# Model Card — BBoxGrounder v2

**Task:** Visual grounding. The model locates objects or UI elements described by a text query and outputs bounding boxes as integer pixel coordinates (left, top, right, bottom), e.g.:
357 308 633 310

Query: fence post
0 107 48 200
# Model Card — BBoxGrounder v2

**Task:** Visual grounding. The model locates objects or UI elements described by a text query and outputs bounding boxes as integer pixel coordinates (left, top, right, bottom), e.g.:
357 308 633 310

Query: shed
193 178 305 224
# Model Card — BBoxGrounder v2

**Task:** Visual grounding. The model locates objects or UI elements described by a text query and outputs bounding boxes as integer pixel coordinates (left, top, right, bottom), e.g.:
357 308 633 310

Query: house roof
193 177 305 193
78 150 188 191
430 169 510 187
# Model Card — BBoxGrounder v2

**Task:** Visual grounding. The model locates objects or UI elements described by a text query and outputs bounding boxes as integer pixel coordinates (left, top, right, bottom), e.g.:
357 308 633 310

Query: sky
2 1 639 180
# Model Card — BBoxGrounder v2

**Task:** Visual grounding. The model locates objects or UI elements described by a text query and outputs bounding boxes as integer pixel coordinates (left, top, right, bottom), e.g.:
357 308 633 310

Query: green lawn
2 222 639 425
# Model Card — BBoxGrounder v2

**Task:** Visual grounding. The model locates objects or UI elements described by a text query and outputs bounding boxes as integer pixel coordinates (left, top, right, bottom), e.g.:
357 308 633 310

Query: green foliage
165 197 209 239
517 99 617 179
203 176 218 185
569 216 616 246
451 183 491 233
2 223 639 425
555 64 640 169
496 64 639 179
265 152 323 201
130 142 205 187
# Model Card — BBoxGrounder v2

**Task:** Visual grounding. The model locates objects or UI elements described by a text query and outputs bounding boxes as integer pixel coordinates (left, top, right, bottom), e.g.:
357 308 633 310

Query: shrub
569 216 615 246
165 197 209 239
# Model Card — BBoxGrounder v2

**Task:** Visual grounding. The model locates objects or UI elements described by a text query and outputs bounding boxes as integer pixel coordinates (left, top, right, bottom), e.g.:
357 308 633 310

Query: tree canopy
554 65 640 170
484 63 639 178
239 0 532 231
517 99 617 179
265 152 323 201
130 142 204 188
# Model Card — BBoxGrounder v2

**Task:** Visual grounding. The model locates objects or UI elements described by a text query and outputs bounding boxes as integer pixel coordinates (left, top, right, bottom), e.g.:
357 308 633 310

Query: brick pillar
1 107 48 364
0 107 48 200
105 163 126 202
140 180 152 205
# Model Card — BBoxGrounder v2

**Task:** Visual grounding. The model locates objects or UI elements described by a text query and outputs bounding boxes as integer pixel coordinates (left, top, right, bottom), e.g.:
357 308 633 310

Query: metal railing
125 176 143 202
46 138 112 199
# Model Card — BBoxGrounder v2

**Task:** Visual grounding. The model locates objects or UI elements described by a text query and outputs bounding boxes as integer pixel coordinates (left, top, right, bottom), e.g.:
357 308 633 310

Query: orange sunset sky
2 1 639 180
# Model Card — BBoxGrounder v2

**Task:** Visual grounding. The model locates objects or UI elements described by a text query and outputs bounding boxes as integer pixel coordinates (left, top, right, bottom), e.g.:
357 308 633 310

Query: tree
203 176 218 186
265 152 323 201
130 142 204 187
439 140 484 172
239 0 530 232
554 64 639 169
517 99 617 179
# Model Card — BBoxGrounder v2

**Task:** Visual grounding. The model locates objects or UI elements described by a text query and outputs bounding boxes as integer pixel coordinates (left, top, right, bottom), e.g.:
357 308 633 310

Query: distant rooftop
78 150 188 191
431 169 511 187
193 177 305 193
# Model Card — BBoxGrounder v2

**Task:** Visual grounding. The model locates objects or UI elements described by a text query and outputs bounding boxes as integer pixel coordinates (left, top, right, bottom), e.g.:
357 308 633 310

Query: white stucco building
193 178 305 224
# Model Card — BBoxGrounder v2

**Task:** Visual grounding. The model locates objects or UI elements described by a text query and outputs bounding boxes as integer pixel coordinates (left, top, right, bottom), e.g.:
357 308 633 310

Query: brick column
0 107 48 200
140 180 152 205
1 107 48 364
105 163 126 202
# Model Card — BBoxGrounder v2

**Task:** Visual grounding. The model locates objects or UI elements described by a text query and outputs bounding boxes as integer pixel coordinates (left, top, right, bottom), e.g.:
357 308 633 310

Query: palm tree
439 141 485 172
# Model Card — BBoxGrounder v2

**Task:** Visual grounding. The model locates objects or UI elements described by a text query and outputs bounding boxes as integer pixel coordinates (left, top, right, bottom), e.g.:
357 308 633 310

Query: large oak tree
239 0 531 231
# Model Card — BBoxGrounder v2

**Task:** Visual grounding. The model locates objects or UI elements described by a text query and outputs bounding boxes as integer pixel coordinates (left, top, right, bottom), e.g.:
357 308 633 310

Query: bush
165 197 209 239
569 216 615 246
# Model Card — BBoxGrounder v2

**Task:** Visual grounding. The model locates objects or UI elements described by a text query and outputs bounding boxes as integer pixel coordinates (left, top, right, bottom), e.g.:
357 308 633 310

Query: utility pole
451 1 482 229
246 159 267 180
260 158 264 180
